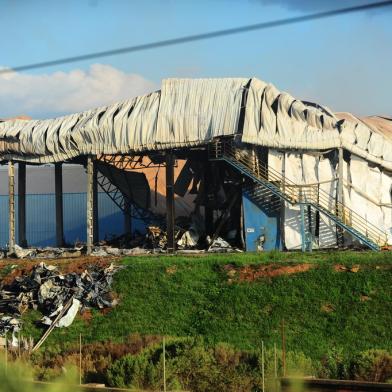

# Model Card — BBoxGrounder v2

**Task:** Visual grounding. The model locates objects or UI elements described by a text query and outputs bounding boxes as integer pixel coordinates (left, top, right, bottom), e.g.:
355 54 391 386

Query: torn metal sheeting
7 245 85 259
0 262 121 338
206 236 242 253
2 78 392 174
174 160 195 197
177 211 205 249
42 298 80 328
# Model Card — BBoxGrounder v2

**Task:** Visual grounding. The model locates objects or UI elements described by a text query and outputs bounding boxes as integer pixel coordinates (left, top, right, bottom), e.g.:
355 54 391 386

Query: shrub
106 350 151 388
285 351 315 377
319 347 350 379
350 349 392 382
105 337 317 391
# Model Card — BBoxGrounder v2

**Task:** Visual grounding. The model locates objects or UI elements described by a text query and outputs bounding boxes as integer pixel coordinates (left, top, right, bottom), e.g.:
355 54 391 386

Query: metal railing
210 139 388 248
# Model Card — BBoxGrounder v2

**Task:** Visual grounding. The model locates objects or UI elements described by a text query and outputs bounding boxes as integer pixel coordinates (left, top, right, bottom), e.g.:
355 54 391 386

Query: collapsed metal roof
1 77 391 170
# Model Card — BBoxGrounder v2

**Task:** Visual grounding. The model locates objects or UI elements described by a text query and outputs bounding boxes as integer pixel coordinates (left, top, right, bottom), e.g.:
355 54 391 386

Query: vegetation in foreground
24 336 392 389
6 250 392 388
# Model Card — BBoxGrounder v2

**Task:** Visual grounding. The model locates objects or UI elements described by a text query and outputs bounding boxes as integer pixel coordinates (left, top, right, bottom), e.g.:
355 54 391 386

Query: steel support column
204 161 214 236
93 162 99 243
8 161 15 254
165 151 175 253
18 162 27 247
86 156 94 254
55 163 64 247
300 202 306 253
280 153 286 250
299 187 312 252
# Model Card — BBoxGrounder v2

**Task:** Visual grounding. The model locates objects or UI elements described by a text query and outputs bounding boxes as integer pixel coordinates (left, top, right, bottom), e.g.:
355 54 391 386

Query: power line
1 0 392 74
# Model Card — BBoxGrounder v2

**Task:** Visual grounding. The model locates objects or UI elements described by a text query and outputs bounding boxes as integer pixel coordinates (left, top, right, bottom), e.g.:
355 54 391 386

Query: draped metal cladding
242 78 392 171
0 77 391 171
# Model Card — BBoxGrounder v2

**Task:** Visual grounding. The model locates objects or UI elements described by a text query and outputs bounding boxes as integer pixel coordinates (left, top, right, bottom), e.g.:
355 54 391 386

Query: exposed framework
0 78 391 253
95 167 163 223
97 154 170 171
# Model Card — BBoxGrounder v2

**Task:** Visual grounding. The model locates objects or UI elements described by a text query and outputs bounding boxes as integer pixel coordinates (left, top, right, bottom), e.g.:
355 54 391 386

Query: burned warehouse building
0 77 391 254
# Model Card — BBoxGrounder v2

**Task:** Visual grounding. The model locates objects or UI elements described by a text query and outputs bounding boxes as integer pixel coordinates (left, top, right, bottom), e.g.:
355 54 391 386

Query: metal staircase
209 139 388 251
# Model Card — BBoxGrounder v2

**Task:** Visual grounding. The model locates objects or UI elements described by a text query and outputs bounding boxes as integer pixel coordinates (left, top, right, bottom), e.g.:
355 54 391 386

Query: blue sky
1 0 391 118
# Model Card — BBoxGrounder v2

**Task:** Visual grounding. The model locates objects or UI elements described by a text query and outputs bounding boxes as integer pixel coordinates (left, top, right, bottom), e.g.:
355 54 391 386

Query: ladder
209 139 388 251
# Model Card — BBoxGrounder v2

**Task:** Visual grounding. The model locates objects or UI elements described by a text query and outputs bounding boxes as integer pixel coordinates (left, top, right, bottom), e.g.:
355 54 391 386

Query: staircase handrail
210 139 388 246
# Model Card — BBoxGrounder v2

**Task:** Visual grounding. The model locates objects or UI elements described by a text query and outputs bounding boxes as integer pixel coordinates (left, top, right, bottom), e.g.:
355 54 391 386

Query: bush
319 347 350 379
106 350 151 389
106 337 318 391
285 351 315 377
350 349 392 382
106 337 262 391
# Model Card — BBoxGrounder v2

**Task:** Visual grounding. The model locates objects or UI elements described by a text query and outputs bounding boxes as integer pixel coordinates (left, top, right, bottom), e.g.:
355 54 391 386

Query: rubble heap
0 262 120 344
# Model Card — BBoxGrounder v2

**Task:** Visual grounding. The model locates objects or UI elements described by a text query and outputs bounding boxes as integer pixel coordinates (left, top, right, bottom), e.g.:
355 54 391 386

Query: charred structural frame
0 78 391 253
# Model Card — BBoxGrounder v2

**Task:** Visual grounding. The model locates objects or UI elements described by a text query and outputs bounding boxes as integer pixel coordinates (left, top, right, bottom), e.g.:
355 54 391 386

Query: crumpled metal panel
0 77 392 172
156 78 248 148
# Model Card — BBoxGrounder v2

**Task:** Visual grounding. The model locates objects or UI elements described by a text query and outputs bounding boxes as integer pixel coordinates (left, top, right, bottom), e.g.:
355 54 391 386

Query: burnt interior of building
3 135 388 256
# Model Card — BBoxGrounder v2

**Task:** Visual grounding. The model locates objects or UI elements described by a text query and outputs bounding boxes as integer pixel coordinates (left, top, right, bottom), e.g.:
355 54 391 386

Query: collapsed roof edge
0 77 391 171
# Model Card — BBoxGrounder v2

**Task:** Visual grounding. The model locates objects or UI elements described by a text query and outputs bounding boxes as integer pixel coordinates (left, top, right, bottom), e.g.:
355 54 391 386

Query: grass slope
22 251 392 360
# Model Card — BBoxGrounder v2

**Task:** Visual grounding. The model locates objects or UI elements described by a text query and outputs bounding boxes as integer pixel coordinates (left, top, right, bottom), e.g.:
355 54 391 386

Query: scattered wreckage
1 215 241 260
0 262 120 350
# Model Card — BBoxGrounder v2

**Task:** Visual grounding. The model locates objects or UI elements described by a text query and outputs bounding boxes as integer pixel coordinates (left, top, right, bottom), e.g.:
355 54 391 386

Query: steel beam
300 202 306 252
8 161 15 254
280 152 286 250
165 151 175 253
93 162 99 243
55 163 64 247
204 161 214 236
18 162 27 247
86 156 94 254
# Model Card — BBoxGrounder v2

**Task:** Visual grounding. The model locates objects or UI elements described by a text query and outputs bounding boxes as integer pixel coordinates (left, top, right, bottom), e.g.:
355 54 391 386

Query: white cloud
0 64 157 119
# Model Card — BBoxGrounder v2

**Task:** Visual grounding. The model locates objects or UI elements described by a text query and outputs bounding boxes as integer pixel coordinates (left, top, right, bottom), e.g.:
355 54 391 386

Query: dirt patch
333 264 360 273
333 264 347 272
1 263 36 285
166 265 177 275
0 256 120 286
59 256 118 274
80 309 93 322
224 263 314 282
321 303 335 313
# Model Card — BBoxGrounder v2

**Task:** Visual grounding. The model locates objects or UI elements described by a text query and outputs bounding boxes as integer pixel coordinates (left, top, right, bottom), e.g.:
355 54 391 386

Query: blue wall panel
0 192 144 248
242 189 281 251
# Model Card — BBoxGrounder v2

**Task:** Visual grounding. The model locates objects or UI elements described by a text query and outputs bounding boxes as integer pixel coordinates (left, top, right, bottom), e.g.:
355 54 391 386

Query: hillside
16 251 392 359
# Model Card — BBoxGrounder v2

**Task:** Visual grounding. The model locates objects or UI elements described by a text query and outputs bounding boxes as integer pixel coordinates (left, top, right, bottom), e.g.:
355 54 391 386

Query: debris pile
0 244 84 260
145 226 168 249
2 209 241 258
0 262 120 345
0 316 21 340
207 236 235 252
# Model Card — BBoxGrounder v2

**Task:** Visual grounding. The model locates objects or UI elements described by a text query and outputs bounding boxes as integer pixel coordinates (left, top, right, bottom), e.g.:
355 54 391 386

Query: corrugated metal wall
0 192 142 247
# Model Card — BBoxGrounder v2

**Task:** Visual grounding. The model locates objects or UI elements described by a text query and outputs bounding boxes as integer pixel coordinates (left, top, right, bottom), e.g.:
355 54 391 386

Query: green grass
21 251 392 360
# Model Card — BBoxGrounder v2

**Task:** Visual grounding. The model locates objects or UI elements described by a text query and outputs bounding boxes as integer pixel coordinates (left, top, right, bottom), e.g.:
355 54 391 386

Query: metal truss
96 170 163 224
97 154 177 171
